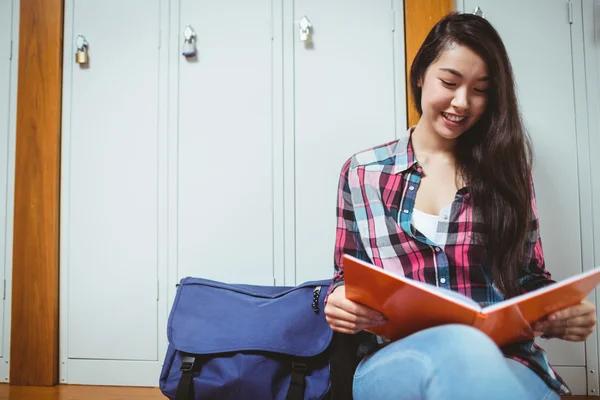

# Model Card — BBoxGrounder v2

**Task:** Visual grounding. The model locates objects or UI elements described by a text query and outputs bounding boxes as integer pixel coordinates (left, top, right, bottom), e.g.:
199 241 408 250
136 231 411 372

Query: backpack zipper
312 286 322 314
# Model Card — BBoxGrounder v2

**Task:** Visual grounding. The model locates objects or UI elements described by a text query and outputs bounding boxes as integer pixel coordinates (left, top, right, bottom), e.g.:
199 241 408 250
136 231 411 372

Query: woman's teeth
442 112 467 122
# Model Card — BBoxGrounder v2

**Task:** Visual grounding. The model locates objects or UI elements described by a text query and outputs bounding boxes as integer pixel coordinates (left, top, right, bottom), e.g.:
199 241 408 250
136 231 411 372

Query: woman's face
418 43 490 140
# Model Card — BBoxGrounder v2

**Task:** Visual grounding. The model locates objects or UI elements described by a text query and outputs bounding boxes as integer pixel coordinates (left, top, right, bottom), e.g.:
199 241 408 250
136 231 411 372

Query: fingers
532 300 597 342
542 326 594 340
327 318 382 335
325 286 387 334
326 304 384 326
533 313 596 342
562 334 591 342
326 286 385 321
534 314 596 332
325 301 387 334
326 305 386 333
546 299 596 322
342 300 386 322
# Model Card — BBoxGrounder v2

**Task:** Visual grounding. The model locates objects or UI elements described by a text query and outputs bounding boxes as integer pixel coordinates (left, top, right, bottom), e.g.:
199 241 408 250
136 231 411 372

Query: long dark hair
410 12 532 298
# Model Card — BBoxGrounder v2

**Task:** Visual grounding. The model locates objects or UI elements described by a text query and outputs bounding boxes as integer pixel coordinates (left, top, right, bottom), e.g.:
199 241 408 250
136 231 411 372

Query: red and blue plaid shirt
330 128 569 395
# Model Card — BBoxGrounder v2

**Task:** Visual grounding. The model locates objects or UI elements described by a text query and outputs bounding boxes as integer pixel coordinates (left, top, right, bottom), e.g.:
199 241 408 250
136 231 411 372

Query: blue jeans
353 325 560 400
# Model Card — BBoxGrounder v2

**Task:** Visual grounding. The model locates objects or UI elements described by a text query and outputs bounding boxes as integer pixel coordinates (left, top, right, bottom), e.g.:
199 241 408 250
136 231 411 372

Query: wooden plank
0 384 164 400
10 0 64 386
404 0 455 127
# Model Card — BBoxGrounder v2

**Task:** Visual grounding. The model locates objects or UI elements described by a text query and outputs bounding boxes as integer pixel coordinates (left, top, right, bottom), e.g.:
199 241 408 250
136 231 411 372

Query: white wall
587 1 600 279
584 0 600 393
0 0 19 384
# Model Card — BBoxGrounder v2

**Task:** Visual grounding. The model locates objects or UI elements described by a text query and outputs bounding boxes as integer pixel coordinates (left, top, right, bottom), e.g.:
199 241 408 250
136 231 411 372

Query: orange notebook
343 254 600 347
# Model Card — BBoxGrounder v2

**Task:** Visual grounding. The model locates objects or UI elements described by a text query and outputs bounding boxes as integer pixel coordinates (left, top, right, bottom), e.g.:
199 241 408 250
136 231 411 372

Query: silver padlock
182 39 196 57
300 29 310 42
299 16 312 42
182 25 197 58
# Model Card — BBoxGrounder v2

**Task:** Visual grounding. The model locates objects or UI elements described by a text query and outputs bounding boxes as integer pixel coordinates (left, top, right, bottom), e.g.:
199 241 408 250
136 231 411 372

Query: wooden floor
0 385 594 399
0 385 165 400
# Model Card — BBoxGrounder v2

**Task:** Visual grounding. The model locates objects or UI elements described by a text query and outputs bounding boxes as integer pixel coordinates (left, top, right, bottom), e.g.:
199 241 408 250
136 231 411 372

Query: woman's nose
451 88 470 110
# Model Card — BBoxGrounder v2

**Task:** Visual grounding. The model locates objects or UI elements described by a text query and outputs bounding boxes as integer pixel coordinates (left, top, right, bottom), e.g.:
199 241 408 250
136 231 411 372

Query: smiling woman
324 12 583 399
408 13 534 301
418 47 490 136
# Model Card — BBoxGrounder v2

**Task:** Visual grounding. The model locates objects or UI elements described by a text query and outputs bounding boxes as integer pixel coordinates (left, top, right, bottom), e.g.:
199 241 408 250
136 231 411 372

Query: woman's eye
440 79 456 87
474 88 488 94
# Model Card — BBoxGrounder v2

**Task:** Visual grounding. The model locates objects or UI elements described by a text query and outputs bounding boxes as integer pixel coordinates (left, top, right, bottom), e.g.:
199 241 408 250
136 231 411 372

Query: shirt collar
392 127 419 175
395 127 472 198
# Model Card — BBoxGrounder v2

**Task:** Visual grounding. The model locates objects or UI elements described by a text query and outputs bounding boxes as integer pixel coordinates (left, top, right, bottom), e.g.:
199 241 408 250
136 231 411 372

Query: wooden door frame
8 0 452 386
404 0 455 127
10 0 64 386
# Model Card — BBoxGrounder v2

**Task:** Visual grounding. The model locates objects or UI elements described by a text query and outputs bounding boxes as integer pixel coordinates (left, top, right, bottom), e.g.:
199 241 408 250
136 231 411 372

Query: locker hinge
390 9 396 32
273 277 276 286
568 0 573 24
158 29 161 49
270 19 274 40
9 41 13 60
157 279 159 301
3 280 6 300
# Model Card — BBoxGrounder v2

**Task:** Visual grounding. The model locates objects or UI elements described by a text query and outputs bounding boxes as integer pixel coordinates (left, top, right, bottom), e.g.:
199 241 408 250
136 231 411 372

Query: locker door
585 1 600 393
61 0 163 385
463 0 586 393
0 0 13 371
590 1 600 289
175 0 278 285
592 0 600 277
292 0 404 283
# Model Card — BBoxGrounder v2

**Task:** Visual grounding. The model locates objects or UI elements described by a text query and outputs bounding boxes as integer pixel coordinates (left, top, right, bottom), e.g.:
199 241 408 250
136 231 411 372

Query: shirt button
435 247 441 252
440 278 447 284
403 209 409 214
409 186 415 191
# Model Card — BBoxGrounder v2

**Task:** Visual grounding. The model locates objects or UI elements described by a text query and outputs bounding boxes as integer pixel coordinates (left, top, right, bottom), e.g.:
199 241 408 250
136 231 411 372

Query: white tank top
411 208 440 243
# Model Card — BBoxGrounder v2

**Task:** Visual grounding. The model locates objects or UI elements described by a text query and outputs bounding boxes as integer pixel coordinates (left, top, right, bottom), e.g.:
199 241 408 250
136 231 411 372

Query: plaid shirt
330 128 570 395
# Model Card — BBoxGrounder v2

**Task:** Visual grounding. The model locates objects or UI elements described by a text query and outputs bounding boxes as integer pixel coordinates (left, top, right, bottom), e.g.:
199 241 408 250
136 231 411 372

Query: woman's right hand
324 285 387 334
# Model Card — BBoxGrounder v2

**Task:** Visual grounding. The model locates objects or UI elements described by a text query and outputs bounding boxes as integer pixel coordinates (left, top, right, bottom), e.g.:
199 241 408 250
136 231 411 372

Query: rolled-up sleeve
326 158 366 300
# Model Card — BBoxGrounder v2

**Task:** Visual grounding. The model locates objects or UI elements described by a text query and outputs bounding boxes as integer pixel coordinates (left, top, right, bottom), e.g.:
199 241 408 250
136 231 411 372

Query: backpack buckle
291 361 307 373
180 356 196 372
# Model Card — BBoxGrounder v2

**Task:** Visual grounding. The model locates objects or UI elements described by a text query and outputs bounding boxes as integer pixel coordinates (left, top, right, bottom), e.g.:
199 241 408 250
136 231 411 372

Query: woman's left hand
533 300 597 342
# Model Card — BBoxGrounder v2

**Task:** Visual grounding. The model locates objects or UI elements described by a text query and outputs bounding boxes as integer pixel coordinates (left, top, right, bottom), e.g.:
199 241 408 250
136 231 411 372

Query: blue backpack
159 277 334 400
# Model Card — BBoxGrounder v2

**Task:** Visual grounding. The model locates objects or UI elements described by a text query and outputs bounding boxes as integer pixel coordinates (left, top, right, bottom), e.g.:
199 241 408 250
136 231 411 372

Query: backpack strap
176 356 198 400
285 360 308 400
329 331 379 400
